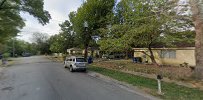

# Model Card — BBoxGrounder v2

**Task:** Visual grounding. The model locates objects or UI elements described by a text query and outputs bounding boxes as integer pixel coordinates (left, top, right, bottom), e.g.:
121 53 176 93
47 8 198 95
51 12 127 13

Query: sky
18 0 84 43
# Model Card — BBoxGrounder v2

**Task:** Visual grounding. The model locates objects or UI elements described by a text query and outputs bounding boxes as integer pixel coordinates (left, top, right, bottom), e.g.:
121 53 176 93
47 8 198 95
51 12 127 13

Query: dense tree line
0 39 38 57
98 0 195 65
49 0 194 64
49 0 203 79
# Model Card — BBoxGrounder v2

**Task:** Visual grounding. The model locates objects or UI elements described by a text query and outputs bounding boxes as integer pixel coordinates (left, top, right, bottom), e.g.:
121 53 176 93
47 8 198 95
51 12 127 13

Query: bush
3 53 10 58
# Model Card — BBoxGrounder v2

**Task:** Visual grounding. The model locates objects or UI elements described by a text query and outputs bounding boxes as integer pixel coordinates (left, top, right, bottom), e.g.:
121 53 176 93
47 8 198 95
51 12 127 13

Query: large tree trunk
190 0 203 79
141 44 159 66
148 46 159 66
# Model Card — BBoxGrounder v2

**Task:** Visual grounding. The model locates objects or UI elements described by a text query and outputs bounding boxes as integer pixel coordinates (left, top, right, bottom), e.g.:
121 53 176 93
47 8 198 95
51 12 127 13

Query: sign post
157 74 163 95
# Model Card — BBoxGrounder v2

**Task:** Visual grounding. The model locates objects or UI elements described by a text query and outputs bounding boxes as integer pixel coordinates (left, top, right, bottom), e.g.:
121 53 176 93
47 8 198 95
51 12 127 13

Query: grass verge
88 65 203 100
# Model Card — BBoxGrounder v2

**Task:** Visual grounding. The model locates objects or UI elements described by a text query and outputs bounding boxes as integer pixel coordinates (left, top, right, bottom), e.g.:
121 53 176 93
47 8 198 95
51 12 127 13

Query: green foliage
89 66 203 100
2 52 10 58
98 0 194 64
14 40 37 55
100 0 194 49
71 0 115 48
98 24 132 52
49 34 69 53
99 38 130 52
0 0 51 25
115 0 175 47
163 31 195 47
0 0 51 42
31 33 50 54
0 39 38 56
49 20 77 53
0 8 25 42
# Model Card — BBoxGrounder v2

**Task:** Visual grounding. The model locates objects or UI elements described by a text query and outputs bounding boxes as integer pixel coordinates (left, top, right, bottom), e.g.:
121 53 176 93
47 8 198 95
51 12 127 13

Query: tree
49 19 78 53
59 20 76 49
99 0 195 65
49 34 65 53
49 33 72 53
31 32 50 54
72 0 115 59
0 0 51 43
0 0 51 25
99 0 177 65
163 31 195 47
0 7 25 42
98 24 132 58
189 0 203 79
0 39 38 56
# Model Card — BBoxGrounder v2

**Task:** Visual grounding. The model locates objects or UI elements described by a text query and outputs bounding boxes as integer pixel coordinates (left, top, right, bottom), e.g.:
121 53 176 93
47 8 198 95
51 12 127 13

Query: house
67 47 100 57
133 47 196 66
82 47 100 57
67 48 83 55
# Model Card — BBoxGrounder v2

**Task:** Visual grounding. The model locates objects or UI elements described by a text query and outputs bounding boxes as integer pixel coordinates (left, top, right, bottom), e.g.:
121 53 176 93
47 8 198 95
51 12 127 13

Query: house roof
67 48 82 51
133 47 195 50
87 47 99 50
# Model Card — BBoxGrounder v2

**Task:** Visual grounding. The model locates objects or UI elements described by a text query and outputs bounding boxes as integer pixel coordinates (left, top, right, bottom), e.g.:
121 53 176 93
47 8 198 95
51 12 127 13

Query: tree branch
0 6 18 11
141 51 150 57
0 0 7 10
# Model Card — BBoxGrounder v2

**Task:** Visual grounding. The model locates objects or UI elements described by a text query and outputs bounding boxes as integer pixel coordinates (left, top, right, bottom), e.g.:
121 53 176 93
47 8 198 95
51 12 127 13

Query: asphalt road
0 56 155 100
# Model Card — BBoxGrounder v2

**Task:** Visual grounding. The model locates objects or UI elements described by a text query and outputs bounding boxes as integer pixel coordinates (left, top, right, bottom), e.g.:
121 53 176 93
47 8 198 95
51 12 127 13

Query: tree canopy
49 20 77 53
98 0 194 64
0 0 51 43
70 0 115 59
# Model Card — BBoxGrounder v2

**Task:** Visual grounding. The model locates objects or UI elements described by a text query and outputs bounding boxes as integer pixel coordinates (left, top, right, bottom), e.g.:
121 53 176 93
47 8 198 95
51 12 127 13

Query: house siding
134 48 196 66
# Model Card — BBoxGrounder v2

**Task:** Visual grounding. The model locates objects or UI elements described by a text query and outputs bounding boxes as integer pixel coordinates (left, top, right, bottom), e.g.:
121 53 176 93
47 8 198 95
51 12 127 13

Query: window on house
160 50 176 59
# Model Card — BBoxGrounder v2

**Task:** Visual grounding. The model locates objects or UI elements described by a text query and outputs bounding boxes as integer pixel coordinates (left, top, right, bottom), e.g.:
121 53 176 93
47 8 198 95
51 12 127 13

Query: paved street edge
87 71 160 100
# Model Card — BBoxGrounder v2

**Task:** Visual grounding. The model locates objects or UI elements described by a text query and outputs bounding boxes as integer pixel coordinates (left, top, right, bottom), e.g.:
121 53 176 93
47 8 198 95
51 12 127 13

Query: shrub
3 53 10 58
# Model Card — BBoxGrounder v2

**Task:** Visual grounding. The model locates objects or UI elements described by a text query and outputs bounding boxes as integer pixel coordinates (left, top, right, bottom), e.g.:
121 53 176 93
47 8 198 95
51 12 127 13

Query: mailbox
157 74 163 80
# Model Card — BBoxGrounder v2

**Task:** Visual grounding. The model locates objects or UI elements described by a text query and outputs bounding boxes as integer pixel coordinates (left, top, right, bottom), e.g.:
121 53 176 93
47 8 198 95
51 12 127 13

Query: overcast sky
18 0 84 43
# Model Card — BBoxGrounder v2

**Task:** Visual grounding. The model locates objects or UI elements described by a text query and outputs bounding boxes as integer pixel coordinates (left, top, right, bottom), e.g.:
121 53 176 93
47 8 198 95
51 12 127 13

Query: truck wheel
83 69 87 72
64 65 67 68
64 62 67 68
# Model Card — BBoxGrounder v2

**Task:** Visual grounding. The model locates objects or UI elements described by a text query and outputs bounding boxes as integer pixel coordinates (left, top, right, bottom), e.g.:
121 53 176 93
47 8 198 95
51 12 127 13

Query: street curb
87 71 161 100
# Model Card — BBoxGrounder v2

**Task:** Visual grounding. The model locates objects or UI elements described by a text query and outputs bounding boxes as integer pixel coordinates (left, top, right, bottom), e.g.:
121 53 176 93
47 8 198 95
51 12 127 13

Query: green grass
88 66 203 100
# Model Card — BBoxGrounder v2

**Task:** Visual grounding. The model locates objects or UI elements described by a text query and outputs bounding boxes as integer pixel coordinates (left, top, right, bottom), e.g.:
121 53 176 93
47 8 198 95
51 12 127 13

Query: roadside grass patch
88 66 203 100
